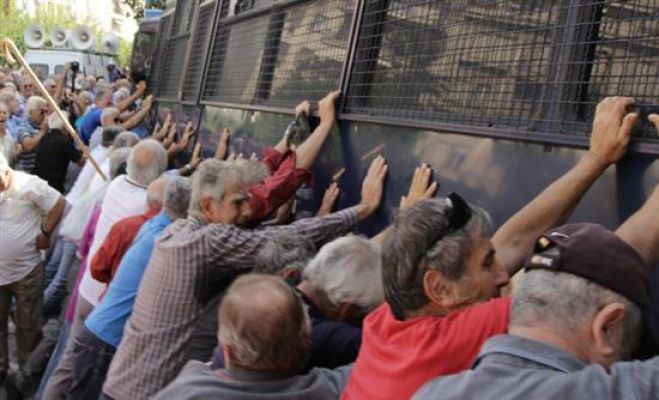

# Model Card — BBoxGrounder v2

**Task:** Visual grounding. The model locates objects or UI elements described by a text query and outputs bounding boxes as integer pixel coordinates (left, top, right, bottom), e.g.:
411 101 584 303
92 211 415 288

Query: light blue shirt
85 211 173 347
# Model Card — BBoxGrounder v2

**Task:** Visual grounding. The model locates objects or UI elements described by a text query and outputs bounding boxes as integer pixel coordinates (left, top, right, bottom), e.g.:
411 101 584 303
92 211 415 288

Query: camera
70 61 80 73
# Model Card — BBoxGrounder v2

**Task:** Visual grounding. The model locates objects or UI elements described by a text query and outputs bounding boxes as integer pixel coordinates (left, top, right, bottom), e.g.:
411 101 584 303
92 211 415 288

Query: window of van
29 64 48 80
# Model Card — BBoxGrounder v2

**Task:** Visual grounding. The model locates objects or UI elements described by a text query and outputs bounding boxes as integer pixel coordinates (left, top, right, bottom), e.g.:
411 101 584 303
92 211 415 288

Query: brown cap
525 223 658 354
525 223 650 311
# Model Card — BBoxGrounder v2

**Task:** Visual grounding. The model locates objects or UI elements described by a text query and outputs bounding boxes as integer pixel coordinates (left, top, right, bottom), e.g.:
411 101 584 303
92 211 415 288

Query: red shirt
246 148 311 226
342 297 511 400
90 207 159 284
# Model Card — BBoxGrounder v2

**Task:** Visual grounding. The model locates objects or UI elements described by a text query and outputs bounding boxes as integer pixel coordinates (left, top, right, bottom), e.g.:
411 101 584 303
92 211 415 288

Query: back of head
219 274 311 373
96 87 113 105
25 96 46 114
127 139 167 186
512 269 642 360
382 198 491 320
112 88 129 105
253 232 316 277
113 130 139 149
163 176 191 219
304 235 383 314
188 158 245 219
146 176 168 211
109 147 131 178
102 126 125 147
101 107 119 124
48 111 68 131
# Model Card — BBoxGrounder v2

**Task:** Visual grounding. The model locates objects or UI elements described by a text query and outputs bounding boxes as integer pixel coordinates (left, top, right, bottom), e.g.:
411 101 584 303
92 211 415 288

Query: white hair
109 147 131 178
112 88 130 105
48 111 68 131
126 139 167 187
101 107 120 124
163 176 191 219
303 235 384 313
25 96 47 114
512 269 642 358
113 131 139 148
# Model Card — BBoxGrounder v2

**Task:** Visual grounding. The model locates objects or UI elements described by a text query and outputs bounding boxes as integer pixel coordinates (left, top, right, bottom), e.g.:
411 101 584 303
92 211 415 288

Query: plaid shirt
103 207 359 400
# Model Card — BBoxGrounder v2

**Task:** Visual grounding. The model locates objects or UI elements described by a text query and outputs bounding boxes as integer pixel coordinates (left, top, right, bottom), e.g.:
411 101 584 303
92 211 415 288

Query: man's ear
199 197 214 220
423 269 453 309
592 302 627 360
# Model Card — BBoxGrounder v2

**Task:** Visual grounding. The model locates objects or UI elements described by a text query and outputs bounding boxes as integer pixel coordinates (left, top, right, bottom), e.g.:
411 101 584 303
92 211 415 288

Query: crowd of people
0 61 658 400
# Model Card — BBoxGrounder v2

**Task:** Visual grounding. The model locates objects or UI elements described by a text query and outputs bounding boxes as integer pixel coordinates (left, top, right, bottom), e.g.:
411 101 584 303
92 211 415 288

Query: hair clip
447 192 472 232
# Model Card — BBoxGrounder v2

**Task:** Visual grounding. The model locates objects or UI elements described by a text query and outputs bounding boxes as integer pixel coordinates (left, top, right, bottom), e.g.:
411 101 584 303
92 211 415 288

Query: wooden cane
1 38 107 180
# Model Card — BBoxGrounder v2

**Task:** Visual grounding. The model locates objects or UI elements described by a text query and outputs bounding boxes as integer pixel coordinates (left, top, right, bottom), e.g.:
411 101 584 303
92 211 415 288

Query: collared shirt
342 297 510 400
0 131 16 166
66 145 110 207
86 211 173 347
16 119 41 173
0 171 60 285
414 334 659 400
78 175 147 307
90 207 160 285
103 208 358 400
6 115 24 140
78 106 102 145
153 360 352 400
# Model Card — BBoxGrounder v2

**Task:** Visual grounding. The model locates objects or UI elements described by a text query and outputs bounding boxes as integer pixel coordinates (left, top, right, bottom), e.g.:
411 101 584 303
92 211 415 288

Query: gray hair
113 131 139 148
253 233 316 276
163 176 191 219
96 87 113 103
189 158 245 218
112 88 129 105
79 91 94 104
512 270 642 358
146 176 168 210
108 147 131 178
101 107 119 124
382 198 492 320
234 159 268 185
47 111 68 131
25 96 47 114
219 274 311 372
0 92 17 105
126 139 167 187
304 235 383 314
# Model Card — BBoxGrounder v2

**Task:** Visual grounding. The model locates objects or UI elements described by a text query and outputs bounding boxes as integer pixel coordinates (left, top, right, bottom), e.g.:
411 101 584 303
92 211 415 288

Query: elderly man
78 87 113 145
342 96 641 400
414 218 659 399
102 154 387 399
65 177 191 399
33 112 84 193
16 96 49 173
155 274 352 400
43 139 168 400
0 154 65 382
17 77 35 106
88 107 121 150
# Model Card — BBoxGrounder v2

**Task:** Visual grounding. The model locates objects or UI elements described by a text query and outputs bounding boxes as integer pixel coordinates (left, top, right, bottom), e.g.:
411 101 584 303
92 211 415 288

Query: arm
53 64 69 106
493 97 638 275
21 123 48 151
36 196 65 250
117 81 146 112
121 95 153 130
90 230 121 283
294 91 340 170
615 114 659 264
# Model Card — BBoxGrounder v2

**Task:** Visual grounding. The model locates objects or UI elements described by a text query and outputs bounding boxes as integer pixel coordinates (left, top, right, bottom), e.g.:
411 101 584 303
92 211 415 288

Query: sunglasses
40 109 48 115
114 117 122 123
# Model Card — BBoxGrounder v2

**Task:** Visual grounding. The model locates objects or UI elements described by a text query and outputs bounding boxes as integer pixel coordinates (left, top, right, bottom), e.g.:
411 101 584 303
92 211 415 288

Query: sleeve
245 150 312 225
27 175 61 212
262 147 285 173
317 365 354 396
207 207 358 271
90 225 121 283
582 358 659 400
17 127 31 145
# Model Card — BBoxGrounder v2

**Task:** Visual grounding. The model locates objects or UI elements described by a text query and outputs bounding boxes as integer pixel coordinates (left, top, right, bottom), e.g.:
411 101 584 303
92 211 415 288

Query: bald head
219 274 310 373
126 139 167 187
146 176 168 211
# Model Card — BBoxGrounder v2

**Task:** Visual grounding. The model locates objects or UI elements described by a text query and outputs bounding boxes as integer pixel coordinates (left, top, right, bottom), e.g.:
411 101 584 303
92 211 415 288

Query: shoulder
153 361 221 400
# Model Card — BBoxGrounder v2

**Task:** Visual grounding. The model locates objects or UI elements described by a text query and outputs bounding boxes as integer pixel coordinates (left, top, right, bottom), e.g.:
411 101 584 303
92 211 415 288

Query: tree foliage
0 2 133 67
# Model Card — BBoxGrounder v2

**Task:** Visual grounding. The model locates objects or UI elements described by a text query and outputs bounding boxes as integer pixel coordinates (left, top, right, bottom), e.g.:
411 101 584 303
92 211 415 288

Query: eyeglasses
40 109 48 115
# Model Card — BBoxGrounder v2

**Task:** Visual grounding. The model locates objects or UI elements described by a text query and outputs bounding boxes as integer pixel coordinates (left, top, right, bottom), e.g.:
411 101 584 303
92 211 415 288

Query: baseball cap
525 223 658 355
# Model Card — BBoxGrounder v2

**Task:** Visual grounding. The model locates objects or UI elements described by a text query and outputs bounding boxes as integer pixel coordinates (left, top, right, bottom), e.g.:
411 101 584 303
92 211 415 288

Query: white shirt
0 131 16 166
66 145 110 207
78 175 147 306
89 126 104 151
59 181 109 245
0 171 60 285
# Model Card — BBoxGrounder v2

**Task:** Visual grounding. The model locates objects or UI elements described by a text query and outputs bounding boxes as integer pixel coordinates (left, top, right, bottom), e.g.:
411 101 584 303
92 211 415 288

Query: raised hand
136 80 147 94
295 100 311 117
179 121 195 149
318 90 341 125
648 114 659 132
400 163 438 208
357 155 388 220
316 182 340 217
215 128 230 160
589 96 638 167
190 142 202 169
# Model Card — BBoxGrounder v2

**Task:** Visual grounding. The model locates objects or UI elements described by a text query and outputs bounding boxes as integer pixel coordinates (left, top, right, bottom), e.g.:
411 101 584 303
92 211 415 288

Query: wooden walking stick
1 38 107 180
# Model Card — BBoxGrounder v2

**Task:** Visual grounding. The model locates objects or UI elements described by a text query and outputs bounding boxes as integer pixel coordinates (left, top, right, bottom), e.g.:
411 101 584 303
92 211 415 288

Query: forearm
493 153 608 274
22 131 46 151
616 186 659 264
117 92 140 112
294 120 334 170
122 107 149 130
43 197 65 233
